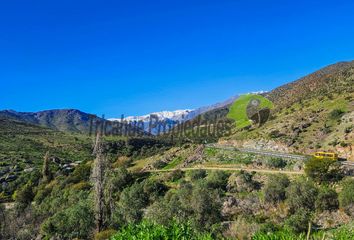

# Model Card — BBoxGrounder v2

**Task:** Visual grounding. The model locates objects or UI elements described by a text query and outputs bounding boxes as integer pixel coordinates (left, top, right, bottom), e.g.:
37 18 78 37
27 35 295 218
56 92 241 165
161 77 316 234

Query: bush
264 174 290 203
94 229 117 240
190 183 222 231
286 178 317 213
315 186 339 212
339 178 354 216
143 179 168 202
227 171 260 193
111 221 213 240
167 169 184 182
285 208 312 233
304 158 343 184
152 160 167 169
266 158 287 169
206 170 230 190
41 199 94 239
66 163 91 184
116 182 148 224
329 109 345 119
13 182 34 206
188 169 207 181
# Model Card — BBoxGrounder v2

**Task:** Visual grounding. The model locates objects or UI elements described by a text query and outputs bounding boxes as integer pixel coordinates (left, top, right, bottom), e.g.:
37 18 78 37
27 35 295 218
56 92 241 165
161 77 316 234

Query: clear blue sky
1 0 354 117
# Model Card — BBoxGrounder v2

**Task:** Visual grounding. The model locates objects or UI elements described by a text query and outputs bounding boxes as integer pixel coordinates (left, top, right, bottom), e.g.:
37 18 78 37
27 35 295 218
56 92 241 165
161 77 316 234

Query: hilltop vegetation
0 61 353 239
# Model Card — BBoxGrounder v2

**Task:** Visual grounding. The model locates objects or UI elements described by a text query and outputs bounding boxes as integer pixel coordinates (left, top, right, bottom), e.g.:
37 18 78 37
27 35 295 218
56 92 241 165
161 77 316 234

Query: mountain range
0 61 353 161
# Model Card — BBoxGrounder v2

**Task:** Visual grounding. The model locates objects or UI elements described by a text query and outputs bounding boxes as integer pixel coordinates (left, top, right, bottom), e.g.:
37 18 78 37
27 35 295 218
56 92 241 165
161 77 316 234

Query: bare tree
91 132 109 232
42 151 52 182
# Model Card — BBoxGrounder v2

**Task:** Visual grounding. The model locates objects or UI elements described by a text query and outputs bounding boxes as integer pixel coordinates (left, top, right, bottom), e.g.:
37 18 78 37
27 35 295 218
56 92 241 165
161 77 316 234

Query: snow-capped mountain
108 92 265 135
109 109 193 123
109 110 193 134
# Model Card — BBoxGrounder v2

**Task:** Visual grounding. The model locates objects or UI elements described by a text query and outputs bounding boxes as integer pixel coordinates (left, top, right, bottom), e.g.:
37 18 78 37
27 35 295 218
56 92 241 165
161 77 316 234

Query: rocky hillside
266 61 354 111
224 61 354 160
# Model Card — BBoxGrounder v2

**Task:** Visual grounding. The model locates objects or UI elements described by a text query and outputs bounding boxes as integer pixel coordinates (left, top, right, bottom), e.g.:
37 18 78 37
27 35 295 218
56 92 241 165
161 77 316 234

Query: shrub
66 163 91 184
111 221 213 240
143 179 168 202
285 208 312 233
152 160 167 169
339 178 354 216
190 183 222 231
286 178 317 213
227 171 260 193
116 182 148 224
264 174 290 203
167 169 184 182
13 182 34 206
206 170 230 190
41 199 94 239
188 169 207 181
304 158 343 184
329 109 345 119
94 229 117 240
266 158 287 169
315 186 339 212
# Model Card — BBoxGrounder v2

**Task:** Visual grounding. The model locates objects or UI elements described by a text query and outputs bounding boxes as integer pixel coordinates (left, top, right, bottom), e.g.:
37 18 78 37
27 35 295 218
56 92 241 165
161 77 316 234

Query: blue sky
1 0 354 117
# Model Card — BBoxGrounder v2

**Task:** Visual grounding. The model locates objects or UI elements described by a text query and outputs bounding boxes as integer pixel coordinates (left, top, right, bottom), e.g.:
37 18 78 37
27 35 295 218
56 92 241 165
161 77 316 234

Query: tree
304 158 343 184
285 208 312 233
143 178 168 202
41 199 94 239
315 186 339 212
206 170 230 190
13 182 34 207
286 178 318 214
116 182 148 224
42 151 52 183
227 171 260 193
188 169 207 181
264 174 290 203
91 133 109 232
339 178 354 216
190 182 222 231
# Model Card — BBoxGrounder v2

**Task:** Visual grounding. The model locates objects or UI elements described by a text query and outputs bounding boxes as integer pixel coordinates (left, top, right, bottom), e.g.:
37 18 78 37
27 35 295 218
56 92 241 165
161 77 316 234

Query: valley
0 61 353 239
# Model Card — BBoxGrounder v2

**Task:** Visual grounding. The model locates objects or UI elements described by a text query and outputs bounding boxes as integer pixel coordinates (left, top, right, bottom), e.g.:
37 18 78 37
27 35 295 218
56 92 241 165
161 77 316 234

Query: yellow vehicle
313 152 338 161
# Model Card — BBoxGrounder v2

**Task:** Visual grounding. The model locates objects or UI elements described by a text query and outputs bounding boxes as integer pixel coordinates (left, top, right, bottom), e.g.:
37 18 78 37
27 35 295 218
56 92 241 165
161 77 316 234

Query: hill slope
223 61 354 160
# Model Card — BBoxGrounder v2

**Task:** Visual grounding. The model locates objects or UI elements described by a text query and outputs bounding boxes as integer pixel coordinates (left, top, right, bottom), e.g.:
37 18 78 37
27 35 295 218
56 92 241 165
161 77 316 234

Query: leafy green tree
339 178 354 216
116 182 148 224
285 208 312 233
188 169 207 181
143 178 168 202
264 174 290 203
67 163 92 184
304 158 343 184
315 186 339 212
286 178 317 213
206 170 230 190
190 182 222 231
13 182 34 207
167 169 184 182
41 199 94 239
145 183 193 226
